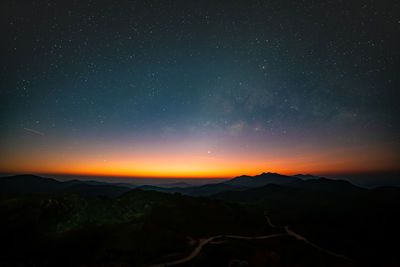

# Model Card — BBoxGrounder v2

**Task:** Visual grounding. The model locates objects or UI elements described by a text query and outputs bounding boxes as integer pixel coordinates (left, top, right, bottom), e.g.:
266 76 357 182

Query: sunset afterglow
1 0 399 180
1 131 398 178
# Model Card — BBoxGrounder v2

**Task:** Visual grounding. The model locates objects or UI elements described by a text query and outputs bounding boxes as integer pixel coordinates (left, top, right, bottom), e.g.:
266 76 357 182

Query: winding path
265 215 276 228
147 215 352 266
148 233 284 267
284 226 351 261
149 235 223 267
266 215 352 261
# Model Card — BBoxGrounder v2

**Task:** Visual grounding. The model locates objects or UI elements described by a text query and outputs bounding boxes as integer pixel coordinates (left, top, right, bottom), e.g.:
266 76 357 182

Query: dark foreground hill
0 189 274 266
1 173 399 266
214 179 400 265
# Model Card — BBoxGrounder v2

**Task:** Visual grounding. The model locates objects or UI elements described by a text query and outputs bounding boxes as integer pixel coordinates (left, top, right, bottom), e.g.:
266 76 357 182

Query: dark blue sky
1 0 399 177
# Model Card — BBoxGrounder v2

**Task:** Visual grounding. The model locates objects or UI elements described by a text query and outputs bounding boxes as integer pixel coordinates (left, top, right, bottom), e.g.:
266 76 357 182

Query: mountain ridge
224 172 300 187
0 174 131 197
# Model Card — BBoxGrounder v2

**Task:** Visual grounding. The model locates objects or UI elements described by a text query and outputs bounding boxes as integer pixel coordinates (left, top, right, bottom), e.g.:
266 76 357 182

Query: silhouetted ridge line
0 174 131 197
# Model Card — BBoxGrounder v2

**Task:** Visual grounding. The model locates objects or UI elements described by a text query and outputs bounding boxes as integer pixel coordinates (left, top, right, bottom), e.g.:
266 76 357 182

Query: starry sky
1 0 399 178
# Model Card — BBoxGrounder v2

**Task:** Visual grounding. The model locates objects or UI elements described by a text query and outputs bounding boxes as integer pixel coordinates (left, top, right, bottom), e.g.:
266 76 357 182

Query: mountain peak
225 172 298 187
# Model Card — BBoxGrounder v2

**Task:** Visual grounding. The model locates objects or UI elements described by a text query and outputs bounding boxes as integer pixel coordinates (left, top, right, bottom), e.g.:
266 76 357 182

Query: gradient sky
1 0 399 178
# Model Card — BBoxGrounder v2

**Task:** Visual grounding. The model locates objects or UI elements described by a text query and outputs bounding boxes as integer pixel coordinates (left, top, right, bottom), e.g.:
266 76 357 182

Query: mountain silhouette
157 182 192 188
292 174 321 180
0 174 131 197
215 177 365 202
224 172 299 187
287 177 365 194
138 183 247 196
0 174 62 193
1 172 399 265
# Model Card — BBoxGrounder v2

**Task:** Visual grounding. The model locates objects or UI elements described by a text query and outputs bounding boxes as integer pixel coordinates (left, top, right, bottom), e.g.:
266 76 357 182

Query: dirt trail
148 215 352 266
148 233 284 266
284 226 352 261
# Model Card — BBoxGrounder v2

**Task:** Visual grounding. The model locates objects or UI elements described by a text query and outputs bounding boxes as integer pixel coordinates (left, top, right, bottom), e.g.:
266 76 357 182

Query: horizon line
1 170 399 179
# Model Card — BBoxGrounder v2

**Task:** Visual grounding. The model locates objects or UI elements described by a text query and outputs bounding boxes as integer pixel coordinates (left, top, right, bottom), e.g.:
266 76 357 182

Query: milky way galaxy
1 0 399 177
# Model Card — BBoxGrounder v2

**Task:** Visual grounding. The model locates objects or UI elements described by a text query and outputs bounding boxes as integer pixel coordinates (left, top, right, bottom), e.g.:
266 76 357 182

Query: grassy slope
0 190 273 266
214 185 400 264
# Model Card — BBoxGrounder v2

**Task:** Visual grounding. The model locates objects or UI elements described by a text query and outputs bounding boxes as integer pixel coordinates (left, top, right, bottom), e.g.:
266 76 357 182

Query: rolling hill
0 174 131 197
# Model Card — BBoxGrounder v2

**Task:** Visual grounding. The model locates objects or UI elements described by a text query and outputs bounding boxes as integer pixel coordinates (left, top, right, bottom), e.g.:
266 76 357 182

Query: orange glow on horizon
1 135 399 178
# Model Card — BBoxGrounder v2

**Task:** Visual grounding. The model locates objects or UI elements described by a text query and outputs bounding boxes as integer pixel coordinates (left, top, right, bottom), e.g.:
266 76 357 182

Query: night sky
1 0 399 178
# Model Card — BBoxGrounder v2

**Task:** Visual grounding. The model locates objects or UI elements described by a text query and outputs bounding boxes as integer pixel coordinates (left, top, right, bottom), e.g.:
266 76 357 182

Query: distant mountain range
213 178 365 203
138 182 248 196
292 174 322 180
0 172 370 198
137 172 367 197
1 172 400 265
0 174 132 197
288 177 365 194
224 172 299 187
